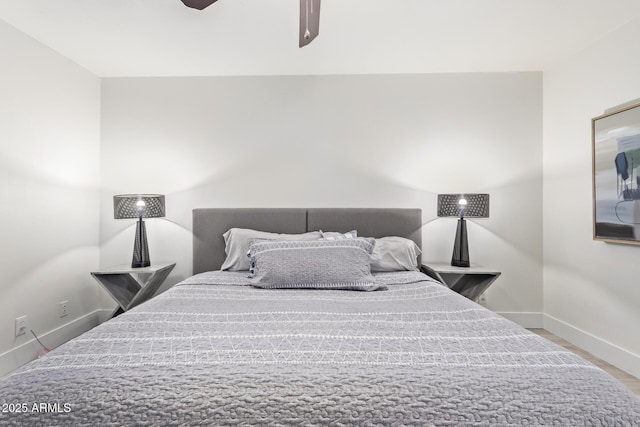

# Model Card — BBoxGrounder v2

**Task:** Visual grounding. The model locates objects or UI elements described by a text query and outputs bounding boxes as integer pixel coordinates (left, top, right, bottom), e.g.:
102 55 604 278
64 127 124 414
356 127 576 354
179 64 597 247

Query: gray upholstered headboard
192 208 422 274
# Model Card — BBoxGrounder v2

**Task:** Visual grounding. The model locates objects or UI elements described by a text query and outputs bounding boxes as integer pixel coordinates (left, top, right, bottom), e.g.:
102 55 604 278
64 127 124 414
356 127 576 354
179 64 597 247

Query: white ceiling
1 0 639 77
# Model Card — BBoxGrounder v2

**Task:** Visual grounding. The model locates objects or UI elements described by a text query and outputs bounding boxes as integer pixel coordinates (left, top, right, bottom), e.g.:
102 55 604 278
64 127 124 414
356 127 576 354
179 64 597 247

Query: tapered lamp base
132 218 150 268
451 218 470 267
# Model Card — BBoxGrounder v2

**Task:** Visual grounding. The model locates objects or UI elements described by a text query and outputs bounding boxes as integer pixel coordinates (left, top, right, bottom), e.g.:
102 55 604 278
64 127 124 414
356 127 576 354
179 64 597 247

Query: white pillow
369 236 421 272
221 228 322 271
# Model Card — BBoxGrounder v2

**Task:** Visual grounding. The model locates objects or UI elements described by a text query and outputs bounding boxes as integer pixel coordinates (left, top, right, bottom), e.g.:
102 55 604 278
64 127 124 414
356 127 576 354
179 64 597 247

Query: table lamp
437 194 490 267
113 194 165 268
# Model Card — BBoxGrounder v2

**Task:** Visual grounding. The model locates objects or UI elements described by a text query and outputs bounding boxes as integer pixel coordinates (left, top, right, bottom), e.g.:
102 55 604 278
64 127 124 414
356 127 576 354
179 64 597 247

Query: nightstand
91 262 176 318
420 262 501 302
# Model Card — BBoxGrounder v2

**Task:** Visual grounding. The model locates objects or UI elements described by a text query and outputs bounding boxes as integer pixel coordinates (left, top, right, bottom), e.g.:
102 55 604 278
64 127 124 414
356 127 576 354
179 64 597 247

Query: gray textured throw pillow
248 238 386 291
319 230 358 240
221 228 322 271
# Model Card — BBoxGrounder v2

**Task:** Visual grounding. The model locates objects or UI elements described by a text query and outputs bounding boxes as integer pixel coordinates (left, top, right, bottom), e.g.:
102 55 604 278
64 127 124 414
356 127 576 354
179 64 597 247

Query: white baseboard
0 309 112 378
496 311 543 328
544 314 640 379
97 307 116 324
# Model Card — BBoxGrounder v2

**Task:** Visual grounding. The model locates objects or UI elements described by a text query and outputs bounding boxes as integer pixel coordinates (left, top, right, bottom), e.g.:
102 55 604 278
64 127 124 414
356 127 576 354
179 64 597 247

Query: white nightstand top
421 262 501 276
93 262 176 275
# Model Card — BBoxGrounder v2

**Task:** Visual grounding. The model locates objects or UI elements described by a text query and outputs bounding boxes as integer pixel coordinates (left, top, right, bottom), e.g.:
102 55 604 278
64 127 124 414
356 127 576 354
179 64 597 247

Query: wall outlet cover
60 301 69 318
15 315 28 337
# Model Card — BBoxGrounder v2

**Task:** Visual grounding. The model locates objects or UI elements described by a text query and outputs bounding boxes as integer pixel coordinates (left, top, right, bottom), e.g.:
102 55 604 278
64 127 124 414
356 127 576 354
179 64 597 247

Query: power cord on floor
30 329 51 358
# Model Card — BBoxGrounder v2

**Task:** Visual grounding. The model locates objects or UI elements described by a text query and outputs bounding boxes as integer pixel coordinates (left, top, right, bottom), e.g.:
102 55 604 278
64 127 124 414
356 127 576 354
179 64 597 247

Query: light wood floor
528 328 640 398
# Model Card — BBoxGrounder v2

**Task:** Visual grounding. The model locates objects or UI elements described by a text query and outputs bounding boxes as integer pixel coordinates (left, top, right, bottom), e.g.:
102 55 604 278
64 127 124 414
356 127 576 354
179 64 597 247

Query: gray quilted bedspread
1 271 639 426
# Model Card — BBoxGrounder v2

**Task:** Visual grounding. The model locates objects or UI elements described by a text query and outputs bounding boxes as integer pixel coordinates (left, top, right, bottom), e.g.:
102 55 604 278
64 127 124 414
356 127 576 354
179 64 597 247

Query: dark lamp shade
114 194 165 219
437 194 490 218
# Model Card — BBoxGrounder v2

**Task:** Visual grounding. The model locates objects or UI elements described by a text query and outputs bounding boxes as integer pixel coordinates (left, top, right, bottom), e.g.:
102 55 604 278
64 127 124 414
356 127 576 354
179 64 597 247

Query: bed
1 208 639 426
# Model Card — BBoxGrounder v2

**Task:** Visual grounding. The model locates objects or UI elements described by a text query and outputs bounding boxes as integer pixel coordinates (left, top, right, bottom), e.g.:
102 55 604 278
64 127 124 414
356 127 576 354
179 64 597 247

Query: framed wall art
592 101 640 245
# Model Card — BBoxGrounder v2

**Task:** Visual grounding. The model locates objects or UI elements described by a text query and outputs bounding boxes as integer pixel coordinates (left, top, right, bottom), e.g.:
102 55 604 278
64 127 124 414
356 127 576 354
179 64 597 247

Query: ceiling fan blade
299 0 321 48
181 0 218 10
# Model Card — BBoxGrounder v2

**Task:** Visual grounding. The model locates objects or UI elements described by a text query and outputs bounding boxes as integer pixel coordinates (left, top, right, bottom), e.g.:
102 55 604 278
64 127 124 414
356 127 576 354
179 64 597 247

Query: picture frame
592 101 640 245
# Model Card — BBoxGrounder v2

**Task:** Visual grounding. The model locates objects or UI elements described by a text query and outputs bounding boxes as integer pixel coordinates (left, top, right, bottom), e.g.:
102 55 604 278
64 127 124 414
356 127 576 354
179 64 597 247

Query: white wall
543 17 640 377
0 20 101 373
100 73 543 315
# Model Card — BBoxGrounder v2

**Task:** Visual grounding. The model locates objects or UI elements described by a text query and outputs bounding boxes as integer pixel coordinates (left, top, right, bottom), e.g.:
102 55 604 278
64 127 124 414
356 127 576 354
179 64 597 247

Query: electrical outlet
15 315 28 337
60 300 69 318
